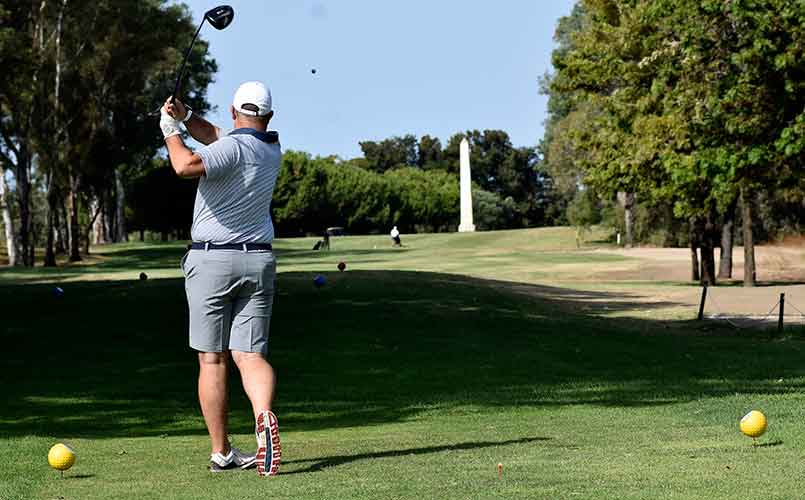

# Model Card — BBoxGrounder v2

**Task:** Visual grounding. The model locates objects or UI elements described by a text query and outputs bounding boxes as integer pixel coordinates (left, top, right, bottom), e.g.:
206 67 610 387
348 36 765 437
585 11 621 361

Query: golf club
150 5 234 116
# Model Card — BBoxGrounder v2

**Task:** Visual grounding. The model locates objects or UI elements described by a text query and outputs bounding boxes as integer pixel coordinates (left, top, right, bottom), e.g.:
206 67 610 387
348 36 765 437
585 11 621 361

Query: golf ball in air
48 443 76 471
313 275 326 288
53 287 64 297
740 410 767 438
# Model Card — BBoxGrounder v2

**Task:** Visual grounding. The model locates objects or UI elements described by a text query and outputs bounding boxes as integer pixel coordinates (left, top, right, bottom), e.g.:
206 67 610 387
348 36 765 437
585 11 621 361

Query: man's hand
160 98 182 140
164 97 189 122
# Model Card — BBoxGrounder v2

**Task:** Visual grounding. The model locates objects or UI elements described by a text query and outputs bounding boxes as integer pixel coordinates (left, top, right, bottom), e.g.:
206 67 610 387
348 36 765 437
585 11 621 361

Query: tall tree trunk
700 216 717 286
67 178 82 262
618 192 635 247
690 219 700 282
718 197 738 279
44 175 58 267
56 201 67 254
13 146 33 266
104 189 114 243
741 187 756 287
46 0 68 266
83 228 91 256
28 216 36 266
93 197 106 245
0 169 19 266
84 196 102 255
115 168 128 242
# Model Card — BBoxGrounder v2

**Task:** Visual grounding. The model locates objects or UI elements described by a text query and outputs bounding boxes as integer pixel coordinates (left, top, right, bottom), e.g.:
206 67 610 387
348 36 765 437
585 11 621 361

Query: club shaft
171 19 206 104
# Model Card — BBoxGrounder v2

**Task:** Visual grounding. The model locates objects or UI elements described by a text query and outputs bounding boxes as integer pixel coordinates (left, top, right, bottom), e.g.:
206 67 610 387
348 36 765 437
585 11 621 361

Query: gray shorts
181 249 276 355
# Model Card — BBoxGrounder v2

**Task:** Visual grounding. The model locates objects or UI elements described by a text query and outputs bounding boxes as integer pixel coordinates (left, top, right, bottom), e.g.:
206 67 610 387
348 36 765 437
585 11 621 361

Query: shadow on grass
753 440 784 448
2 267 805 439
282 437 549 474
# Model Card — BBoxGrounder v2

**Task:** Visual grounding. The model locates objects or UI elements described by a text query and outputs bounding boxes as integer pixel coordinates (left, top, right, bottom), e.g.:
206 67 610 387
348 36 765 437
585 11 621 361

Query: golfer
160 81 282 477
390 225 402 247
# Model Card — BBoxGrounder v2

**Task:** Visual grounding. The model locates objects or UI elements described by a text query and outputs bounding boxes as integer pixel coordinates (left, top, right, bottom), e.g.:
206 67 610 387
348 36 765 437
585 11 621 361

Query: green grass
3 228 805 499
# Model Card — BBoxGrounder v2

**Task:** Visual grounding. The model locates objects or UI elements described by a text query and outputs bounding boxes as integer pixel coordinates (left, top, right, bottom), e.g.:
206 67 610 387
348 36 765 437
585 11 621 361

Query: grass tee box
2 228 805 499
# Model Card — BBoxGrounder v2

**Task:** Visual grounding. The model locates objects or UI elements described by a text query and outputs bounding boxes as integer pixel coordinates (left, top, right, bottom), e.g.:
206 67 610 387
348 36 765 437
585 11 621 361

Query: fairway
3 228 805 499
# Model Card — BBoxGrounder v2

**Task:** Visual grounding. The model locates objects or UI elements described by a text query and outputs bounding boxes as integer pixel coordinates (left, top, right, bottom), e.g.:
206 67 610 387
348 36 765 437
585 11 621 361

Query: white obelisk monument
458 138 476 232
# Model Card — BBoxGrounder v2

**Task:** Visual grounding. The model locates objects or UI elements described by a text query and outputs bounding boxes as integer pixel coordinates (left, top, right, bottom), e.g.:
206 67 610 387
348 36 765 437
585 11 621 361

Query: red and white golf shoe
255 410 281 476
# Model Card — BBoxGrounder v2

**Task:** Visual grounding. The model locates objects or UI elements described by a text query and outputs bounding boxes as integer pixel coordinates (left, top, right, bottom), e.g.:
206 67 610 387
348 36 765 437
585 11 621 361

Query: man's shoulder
200 135 238 153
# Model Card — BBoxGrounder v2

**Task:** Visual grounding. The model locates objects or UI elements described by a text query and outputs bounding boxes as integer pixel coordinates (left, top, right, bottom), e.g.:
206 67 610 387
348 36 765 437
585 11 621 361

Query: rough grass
3 228 805 499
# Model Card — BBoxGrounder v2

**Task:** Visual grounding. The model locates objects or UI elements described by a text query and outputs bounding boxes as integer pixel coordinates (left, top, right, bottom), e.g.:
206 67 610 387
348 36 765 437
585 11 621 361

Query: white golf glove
160 109 181 139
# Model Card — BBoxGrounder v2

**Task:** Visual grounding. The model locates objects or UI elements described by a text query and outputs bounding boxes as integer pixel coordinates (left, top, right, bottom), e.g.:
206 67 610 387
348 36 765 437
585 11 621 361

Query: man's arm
160 100 206 179
165 98 221 146
165 136 206 179
184 113 222 146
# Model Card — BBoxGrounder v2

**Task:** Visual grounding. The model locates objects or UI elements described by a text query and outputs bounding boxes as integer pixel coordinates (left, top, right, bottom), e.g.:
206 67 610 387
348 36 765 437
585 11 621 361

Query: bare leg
198 351 230 454
231 351 276 417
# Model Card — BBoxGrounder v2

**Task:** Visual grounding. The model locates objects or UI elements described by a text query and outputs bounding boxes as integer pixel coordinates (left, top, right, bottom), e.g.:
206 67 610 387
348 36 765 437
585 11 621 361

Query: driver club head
204 5 234 30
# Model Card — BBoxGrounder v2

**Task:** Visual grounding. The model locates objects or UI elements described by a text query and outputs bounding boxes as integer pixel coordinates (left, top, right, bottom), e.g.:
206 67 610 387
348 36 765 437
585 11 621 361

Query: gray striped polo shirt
191 128 282 244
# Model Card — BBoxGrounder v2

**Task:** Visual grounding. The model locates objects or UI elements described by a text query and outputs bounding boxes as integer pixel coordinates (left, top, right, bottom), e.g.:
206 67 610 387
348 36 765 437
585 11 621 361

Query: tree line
541 0 805 286
0 1 563 264
0 0 215 266
126 130 559 239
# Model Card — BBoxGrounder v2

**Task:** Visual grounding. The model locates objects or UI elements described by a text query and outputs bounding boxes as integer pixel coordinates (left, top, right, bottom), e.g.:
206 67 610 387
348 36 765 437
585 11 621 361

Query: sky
181 0 576 159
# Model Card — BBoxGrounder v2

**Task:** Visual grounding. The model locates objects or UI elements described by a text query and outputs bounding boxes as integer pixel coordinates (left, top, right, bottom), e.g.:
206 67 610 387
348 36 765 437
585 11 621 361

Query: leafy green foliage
271 152 459 236
127 160 197 239
566 189 602 230
472 188 519 231
549 0 804 218
359 135 419 173
0 0 217 262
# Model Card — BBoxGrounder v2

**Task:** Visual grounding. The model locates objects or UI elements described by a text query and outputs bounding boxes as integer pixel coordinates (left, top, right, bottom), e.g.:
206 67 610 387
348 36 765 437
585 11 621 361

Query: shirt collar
228 128 279 144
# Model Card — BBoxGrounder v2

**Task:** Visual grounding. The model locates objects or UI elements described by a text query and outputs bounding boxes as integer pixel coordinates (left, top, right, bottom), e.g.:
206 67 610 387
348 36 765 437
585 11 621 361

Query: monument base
458 224 476 233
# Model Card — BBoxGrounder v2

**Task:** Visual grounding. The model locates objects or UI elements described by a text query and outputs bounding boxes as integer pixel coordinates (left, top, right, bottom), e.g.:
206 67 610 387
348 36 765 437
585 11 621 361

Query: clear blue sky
181 0 575 159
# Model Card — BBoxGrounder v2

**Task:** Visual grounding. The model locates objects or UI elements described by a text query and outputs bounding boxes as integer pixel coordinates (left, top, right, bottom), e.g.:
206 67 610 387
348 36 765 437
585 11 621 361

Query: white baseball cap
233 81 272 116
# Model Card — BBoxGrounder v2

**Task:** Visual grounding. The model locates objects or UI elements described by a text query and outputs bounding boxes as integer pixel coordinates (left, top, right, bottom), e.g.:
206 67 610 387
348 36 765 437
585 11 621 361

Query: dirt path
602 245 805 319
512 243 805 322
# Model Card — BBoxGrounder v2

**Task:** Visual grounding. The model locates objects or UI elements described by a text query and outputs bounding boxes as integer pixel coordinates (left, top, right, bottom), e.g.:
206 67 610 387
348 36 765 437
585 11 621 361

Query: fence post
778 293 785 334
698 285 708 321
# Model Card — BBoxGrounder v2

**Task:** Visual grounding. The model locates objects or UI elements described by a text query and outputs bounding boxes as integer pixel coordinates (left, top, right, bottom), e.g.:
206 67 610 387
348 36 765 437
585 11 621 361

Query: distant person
390 226 402 247
160 81 282 477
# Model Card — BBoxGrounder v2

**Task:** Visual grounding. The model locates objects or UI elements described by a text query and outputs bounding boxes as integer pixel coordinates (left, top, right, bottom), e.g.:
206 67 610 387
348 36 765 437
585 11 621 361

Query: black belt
189 242 272 251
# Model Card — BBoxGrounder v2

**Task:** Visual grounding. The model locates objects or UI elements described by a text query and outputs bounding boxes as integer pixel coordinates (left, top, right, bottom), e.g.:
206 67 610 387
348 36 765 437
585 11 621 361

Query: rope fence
697 285 805 333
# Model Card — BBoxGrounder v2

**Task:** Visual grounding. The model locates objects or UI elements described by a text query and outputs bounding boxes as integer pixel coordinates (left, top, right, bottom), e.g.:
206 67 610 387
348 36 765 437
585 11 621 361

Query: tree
547 0 805 286
128 160 197 240
0 0 216 265
0 0 43 265
538 3 589 226
472 188 518 231
417 135 443 169
269 152 460 236
0 169 16 264
566 188 602 247
444 130 513 194
359 135 418 173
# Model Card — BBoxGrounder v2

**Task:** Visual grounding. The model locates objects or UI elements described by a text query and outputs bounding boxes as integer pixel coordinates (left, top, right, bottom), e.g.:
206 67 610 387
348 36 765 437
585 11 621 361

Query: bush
271 152 460 236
